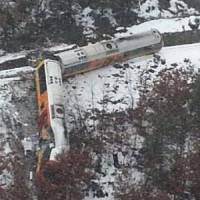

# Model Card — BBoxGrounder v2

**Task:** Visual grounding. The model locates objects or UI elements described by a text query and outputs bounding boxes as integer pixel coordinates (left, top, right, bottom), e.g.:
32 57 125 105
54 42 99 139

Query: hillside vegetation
0 0 199 52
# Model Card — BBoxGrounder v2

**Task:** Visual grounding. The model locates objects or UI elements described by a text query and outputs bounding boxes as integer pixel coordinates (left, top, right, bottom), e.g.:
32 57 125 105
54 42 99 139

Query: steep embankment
1 42 199 198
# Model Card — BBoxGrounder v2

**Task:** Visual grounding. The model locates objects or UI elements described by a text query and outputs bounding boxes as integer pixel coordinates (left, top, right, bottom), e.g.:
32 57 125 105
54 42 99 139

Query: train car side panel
60 29 163 78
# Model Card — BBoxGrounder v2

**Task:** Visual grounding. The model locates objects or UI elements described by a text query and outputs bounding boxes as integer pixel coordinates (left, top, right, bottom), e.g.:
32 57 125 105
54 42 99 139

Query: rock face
0 0 199 52
183 0 200 10
0 77 37 188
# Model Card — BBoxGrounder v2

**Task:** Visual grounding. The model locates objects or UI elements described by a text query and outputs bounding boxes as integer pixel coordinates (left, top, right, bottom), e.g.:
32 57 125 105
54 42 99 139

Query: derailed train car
34 58 68 181
57 29 163 78
34 29 163 186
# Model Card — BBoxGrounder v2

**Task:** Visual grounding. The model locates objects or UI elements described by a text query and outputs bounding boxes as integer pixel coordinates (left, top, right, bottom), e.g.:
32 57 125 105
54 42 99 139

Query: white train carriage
57 29 163 78
34 59 68 173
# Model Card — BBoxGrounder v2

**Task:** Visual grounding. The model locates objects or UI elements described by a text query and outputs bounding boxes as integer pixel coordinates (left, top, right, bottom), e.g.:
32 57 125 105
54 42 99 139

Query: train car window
50 76 53 84
51 105 55 119
54 77 58 84
59 78 62 86
106 43 112 49
56 107 64 114
76 49 86 61
38 64 47 94
78 55 86 61
118 35 135 41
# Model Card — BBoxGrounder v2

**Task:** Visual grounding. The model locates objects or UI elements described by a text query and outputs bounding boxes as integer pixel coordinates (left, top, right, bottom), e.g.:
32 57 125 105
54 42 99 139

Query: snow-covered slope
63 42 200 200
64 43 200 115
137 0 199 19
0 77 37 188
0 42 199 199
116 16 200 36
0 36 200 195
1 0 200 52
0 7 200 196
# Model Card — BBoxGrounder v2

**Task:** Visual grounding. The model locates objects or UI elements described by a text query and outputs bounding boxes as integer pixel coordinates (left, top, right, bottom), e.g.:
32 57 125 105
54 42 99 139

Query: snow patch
115 16 200 37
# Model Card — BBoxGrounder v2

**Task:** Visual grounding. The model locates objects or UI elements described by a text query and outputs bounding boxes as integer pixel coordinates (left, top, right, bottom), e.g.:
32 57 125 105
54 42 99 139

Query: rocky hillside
0 1 200 200
1 43 200 200
0 0 200 52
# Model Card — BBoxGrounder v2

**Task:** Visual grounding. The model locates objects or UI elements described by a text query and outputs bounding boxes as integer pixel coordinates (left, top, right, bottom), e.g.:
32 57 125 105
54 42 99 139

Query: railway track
0 29 200 74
